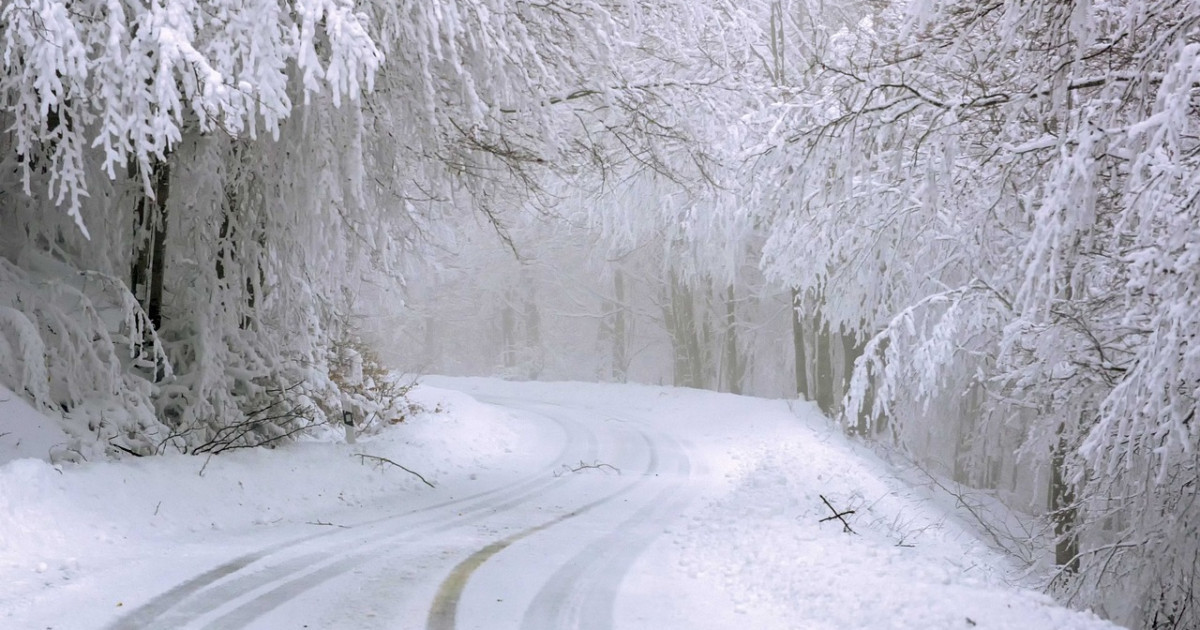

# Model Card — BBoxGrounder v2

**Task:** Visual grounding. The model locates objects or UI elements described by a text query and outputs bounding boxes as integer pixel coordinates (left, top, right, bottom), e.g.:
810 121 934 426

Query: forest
2 0 1197 628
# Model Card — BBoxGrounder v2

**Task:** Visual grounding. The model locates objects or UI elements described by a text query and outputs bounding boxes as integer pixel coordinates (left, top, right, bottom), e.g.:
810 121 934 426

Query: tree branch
354 453 435 488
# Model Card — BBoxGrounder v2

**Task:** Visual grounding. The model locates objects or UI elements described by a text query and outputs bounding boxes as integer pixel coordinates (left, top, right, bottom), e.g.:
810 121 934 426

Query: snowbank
0 384 525 624
0 384 71 464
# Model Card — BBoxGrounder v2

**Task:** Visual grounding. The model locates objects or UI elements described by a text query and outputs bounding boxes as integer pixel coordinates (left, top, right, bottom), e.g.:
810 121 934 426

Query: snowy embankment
0 378 1121 629
0 383 523 627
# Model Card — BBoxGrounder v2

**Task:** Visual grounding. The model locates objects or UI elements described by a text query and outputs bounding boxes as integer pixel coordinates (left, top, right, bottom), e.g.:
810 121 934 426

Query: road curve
108 390 695 630
427 396 696 630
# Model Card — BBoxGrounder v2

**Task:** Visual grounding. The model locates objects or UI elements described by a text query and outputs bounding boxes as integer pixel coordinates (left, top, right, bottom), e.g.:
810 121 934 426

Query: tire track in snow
519 433 692 630
108 406 594 630
203 403 641 629
425 424 678 630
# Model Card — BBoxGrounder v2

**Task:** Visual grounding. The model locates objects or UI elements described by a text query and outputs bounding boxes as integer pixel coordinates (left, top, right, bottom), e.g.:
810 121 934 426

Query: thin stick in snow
354 453 435 488
554 460 621 477
819 494 857 534
306 520 349 529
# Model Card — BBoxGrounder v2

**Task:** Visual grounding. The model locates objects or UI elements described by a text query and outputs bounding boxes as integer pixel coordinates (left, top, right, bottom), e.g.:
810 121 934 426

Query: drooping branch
354 453 435 488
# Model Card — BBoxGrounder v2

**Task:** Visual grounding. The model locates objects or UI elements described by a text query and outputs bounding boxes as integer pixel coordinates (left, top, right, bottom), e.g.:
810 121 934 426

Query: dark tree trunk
815 316 835 414
216 211 231 283
129 158 170 380
665 274 705 388
662 283 688 387
1050 429 1080 572
216 195 264 330
792 289 809 399
148 183 167 329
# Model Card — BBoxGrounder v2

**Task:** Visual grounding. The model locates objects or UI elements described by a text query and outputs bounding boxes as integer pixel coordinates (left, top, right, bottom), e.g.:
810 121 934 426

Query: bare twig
198 452 215 477
554 460 621 477
108 441 144 457
354 453 435 488
306 520 349 529
907 459 1032 559
819 494 857 534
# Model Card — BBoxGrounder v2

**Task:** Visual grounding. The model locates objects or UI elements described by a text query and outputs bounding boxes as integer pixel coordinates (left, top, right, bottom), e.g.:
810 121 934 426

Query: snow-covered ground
0 377 1122 629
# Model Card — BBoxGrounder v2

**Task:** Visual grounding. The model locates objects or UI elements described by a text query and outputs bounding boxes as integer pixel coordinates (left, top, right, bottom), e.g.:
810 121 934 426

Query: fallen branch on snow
108 441 144 457
554 460 621 477
819 494 857 534
353 453 435 488
306 519 349 529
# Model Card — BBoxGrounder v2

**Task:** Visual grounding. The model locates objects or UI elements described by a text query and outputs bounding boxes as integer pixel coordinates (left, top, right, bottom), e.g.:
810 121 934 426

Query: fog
371 214 796 397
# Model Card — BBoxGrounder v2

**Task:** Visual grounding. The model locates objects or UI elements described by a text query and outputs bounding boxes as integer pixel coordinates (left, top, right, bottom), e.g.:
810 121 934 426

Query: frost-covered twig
191 404 321 456
353 453 435 488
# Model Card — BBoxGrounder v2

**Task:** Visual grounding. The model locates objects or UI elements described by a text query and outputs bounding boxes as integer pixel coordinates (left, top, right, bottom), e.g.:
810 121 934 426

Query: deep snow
0 377 1122 629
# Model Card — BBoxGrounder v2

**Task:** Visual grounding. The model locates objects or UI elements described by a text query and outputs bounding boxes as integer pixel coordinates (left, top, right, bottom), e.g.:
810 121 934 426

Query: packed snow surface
0 377 1122 629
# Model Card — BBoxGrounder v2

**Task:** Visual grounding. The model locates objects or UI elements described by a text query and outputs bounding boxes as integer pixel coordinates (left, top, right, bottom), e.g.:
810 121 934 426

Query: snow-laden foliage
1 0 379 234
549 0 1200 624
1 0 393 456
0 0 789 465
0 254 162 459
0 0 730 458
724 0 1200 625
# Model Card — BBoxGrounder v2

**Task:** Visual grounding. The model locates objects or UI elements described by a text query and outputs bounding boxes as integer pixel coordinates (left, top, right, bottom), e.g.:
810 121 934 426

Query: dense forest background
2 0 1198 627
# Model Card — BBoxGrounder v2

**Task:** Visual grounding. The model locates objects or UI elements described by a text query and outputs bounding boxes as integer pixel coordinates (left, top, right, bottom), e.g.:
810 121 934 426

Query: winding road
107 392 698 630
8 380 1123 630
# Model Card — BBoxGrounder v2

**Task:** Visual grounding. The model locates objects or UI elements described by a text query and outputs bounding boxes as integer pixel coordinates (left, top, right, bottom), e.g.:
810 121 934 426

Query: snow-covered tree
734 0 1200 625
2 0 387 455
1 0 742 455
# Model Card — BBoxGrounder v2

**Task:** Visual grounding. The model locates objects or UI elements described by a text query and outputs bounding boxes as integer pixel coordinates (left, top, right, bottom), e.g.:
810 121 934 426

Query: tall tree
741 0 1200 625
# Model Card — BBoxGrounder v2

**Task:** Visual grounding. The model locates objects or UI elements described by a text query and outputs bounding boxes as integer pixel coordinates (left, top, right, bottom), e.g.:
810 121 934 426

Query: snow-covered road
110 396 694 629
1 378 1123 629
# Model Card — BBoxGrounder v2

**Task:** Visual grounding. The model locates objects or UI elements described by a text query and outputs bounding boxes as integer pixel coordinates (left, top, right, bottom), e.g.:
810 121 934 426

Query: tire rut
108 407 593 629
519 433 692 630
426 424 677 630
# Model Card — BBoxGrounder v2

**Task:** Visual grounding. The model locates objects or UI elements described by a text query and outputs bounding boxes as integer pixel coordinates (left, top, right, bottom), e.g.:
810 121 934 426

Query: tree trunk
814 314 835 414
688 284 710 389
612 270 628 382
501 292 517 370
130 158 170 380
148 184 167 329
842 332 867 431
665 273 704 388
1050 428 1080 572
792 289 810 399
662 283 686 387
215 197 259 331
723 284 743 394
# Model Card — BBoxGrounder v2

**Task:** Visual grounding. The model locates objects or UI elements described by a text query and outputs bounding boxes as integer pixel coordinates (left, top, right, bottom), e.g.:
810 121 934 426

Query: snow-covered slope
0 383 71 464
0 378 1121 629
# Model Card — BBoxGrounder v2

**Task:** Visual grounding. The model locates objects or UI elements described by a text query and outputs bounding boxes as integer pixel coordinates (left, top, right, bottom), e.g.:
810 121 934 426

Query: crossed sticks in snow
818 494 857 534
